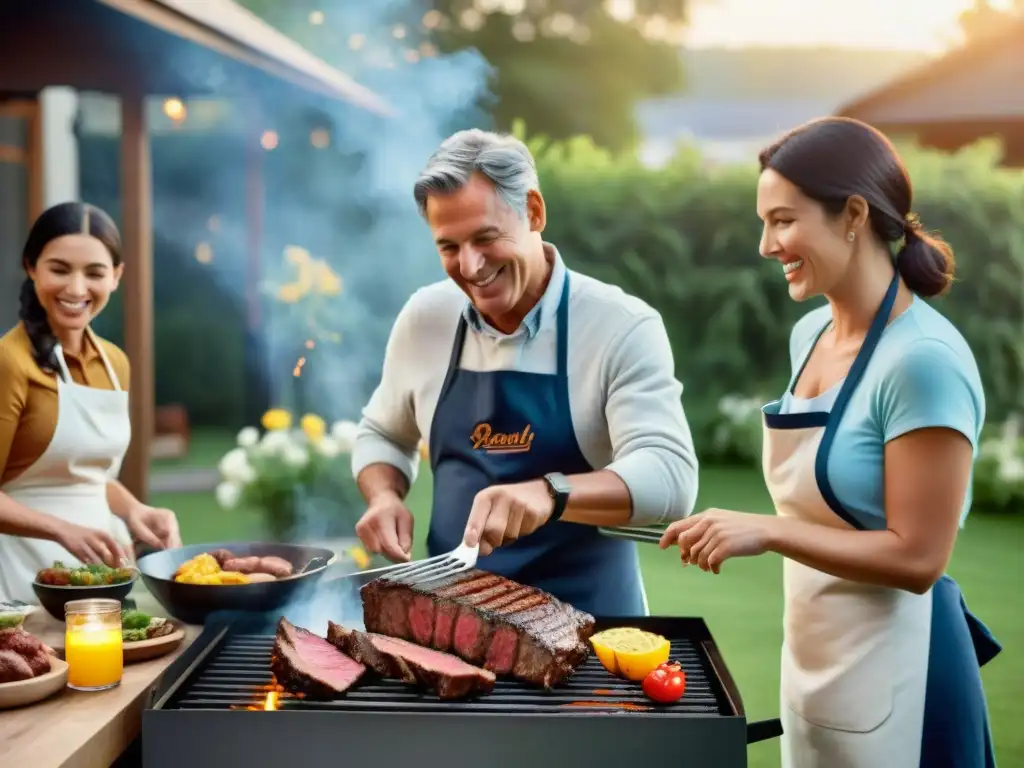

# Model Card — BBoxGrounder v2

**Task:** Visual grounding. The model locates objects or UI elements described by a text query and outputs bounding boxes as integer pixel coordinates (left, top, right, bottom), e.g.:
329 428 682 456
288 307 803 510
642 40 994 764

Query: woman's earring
847 231 856 242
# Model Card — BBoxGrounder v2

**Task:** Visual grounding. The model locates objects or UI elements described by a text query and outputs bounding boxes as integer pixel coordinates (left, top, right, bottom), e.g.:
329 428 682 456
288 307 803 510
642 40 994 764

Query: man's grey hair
413 129 539 219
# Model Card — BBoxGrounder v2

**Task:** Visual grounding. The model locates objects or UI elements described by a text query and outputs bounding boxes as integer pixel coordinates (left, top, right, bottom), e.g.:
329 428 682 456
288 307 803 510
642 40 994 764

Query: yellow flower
261 409 292 431
276 283 306 304
419 440 429 462
300 413 326 444
312 260 343 296
350 546 371 570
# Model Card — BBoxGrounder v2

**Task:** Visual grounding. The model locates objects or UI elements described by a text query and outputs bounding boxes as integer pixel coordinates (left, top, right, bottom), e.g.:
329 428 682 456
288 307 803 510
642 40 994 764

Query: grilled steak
270 618 365 700
361 569 595 688
327 622 496 700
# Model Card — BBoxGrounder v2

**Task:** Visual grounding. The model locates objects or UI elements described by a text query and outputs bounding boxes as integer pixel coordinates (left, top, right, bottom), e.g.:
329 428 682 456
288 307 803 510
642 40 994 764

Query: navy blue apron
426 272 646 617
791 274 1001 767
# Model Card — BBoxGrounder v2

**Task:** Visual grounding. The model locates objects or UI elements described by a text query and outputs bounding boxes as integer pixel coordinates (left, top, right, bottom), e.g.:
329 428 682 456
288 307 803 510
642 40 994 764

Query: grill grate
167 632 726 716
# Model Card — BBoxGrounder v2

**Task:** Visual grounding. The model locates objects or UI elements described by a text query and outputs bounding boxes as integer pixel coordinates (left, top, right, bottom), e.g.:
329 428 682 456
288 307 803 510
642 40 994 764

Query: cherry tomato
655 661 682 674
642 665 686 704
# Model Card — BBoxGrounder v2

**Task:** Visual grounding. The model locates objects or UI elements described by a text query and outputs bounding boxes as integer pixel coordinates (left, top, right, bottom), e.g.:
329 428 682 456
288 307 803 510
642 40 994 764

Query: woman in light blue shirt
661 117 1001 767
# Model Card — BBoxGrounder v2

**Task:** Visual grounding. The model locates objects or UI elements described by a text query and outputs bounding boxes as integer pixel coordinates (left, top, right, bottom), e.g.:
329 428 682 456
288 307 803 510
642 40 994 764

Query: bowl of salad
32 561 139 620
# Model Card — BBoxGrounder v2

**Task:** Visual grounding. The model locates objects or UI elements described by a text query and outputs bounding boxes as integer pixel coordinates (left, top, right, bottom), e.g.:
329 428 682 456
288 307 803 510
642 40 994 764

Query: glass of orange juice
65 598 123 691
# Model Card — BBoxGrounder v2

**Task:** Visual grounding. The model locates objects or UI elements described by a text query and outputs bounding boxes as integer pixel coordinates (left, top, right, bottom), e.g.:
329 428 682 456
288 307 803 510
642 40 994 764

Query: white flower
997 456 1024 484
215 481 242 509
236 426 259 448
331 420 359 453
257 429 293 457
316 436 341 459
218 448 255 484
283 445 309 468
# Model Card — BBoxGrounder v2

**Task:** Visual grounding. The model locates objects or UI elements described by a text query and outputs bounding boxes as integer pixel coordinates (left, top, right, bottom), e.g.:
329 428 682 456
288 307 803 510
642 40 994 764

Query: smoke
199 0 493 422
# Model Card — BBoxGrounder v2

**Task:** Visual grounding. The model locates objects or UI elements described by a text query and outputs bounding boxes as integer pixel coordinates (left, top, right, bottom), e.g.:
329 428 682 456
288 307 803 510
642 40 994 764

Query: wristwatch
543 472 572 522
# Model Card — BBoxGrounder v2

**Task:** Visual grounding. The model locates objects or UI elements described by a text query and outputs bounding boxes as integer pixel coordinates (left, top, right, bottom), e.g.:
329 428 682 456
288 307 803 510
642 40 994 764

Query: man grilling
351 129 698 616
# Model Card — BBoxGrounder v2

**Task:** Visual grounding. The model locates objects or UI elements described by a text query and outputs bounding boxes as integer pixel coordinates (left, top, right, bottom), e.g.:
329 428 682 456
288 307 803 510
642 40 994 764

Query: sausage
245 572 277 583
222 556 260 574
256 556 293 578
209 549 236 566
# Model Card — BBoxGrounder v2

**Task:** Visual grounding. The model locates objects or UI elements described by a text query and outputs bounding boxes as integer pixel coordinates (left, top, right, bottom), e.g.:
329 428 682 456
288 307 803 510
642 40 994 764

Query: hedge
79 128 1024 458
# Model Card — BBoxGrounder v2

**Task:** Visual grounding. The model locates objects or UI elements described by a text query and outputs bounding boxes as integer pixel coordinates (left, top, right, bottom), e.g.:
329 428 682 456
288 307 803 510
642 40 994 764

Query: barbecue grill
143 576 780 767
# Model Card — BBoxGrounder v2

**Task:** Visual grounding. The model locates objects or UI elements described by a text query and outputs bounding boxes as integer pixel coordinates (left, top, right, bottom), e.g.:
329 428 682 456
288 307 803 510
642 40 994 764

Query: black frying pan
136 540 339 625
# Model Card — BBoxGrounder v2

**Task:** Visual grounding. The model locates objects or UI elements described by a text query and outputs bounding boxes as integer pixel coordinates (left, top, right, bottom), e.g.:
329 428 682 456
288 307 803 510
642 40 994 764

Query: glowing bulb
422 10 443 29
261 131 279 151
310 128 330 149
349 33 365 50
308 10 324 25
162 98 186 122
392 24 406 39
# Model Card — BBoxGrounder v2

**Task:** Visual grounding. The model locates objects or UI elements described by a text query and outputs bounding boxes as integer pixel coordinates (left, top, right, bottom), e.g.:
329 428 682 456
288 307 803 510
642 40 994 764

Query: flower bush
703 393 765 467
974 415 1024 514
215 410 364 540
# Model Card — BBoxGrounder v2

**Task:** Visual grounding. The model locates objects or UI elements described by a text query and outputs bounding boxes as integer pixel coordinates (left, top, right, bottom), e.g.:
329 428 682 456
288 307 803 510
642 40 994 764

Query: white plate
0 656 68 710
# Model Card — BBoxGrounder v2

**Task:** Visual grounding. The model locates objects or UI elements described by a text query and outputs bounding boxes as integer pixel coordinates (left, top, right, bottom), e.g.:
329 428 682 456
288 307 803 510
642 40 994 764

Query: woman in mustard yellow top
0 202 181 603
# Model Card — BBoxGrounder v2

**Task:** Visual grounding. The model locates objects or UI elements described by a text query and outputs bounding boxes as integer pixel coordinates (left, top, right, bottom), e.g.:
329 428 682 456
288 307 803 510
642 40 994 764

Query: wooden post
120 92 154 503
244 105 268 427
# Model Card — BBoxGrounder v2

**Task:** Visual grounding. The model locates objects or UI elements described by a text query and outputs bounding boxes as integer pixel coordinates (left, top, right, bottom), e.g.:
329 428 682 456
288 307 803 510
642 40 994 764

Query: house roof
0 0 392 115
837 18 1024 124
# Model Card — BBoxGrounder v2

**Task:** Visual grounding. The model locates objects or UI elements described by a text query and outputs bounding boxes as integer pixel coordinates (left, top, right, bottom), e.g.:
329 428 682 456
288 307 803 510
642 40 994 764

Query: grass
152 466 1023 768
150 428 237 471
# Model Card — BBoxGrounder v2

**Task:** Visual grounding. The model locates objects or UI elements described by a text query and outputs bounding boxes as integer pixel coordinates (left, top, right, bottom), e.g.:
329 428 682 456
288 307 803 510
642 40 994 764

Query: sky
682 0 1016 51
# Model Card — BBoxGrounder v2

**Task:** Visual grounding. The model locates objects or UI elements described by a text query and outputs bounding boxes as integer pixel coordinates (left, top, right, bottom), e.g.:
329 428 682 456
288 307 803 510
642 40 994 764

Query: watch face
547 473 571 495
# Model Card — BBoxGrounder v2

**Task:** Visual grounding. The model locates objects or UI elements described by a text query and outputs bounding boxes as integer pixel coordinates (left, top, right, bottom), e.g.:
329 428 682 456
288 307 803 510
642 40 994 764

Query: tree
958 0 1024 42
239 0 690 151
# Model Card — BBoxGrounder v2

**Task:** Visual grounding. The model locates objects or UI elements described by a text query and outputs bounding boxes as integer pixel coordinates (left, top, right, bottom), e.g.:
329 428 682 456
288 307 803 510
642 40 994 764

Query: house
637 47 930 165
836 17 1024 164
0 0 389 499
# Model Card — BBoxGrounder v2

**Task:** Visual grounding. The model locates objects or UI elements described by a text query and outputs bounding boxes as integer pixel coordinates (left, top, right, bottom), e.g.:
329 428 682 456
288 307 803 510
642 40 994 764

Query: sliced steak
270 618 365 700
327 621 495 701
361 569 595 688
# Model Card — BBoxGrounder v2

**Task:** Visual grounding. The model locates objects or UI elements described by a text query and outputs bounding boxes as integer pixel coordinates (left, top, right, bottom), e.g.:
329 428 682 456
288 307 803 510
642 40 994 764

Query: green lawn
153 466 1023 768
151 428 237 470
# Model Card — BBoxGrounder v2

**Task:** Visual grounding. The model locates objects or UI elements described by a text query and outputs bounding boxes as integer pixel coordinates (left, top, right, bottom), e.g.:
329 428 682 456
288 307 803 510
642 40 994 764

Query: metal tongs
598 524 670 545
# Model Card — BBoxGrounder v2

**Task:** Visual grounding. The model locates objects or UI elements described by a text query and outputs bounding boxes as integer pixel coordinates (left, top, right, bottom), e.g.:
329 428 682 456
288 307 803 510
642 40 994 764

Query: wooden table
0 590 200 768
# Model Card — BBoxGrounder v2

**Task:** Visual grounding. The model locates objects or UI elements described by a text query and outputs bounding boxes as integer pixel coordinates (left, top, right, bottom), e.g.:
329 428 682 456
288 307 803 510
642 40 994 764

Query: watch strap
543 472 571 522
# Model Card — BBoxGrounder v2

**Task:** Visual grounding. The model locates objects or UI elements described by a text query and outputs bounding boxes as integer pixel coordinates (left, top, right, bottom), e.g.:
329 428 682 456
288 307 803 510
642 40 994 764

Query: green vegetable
122 628 149 642
0 614 25 629
121 609 151 630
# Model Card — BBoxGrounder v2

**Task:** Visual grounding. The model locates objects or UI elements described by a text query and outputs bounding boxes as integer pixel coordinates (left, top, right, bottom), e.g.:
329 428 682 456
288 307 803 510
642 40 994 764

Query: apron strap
555 272 570 378
52 345 74 384
815 272 901 529
86 328 123 392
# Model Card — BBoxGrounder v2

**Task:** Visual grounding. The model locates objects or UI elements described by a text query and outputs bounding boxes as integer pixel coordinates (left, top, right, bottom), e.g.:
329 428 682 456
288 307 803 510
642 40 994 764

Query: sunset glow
684 0 1016 51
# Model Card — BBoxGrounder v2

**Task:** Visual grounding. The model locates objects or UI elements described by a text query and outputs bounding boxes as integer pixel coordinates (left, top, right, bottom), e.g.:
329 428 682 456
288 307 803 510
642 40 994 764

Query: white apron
0 328 132 603
762 275 932 767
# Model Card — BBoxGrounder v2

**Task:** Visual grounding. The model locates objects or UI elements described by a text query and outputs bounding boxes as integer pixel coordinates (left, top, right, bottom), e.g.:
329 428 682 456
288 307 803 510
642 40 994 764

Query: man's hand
57 523 129 567
659 508 776 574
464 480 554 556
127 505 183 551
355 491 415 563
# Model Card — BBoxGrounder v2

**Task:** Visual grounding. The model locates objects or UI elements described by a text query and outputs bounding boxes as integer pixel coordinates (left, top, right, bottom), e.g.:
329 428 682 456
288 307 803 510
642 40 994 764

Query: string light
194 242 213 264
422 10 443 29
261 130 279 150
293 356 307 378
308 10 324 25
349 33 365 50
162 98 187 122
310 128 330 149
